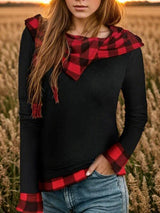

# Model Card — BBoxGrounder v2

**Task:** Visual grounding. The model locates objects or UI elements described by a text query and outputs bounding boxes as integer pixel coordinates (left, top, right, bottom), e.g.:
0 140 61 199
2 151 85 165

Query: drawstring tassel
51 86 59 104
31 86 59 119
31 103 43 118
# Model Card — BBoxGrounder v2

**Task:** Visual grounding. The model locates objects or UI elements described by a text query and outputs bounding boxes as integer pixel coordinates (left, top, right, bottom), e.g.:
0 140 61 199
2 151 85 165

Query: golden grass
0 5 159 213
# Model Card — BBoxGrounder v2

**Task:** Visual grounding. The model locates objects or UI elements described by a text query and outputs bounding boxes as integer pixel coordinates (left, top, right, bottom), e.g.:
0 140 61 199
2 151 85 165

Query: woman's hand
86 154 116 176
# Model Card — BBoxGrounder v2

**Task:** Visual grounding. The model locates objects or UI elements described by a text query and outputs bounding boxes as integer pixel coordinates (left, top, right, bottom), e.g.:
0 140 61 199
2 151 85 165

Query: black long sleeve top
16 20 148 213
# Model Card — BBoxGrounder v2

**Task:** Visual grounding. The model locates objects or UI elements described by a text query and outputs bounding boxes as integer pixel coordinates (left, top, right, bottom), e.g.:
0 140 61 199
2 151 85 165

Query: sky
0 0 159 3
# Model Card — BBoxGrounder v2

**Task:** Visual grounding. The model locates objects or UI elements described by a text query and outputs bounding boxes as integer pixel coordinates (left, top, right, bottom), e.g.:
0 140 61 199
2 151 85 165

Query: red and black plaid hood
25 14 144 118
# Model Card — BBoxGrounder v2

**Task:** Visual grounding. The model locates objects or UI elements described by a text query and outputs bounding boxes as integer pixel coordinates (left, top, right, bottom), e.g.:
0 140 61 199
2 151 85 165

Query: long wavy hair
27 0 124 107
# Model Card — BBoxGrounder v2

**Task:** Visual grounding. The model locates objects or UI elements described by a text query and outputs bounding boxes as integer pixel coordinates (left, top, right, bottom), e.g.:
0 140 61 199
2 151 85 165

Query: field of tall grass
0 5 160 213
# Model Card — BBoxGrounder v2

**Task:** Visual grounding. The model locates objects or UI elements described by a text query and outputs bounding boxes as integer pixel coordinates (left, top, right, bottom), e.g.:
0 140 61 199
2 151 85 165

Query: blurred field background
0 5 160 213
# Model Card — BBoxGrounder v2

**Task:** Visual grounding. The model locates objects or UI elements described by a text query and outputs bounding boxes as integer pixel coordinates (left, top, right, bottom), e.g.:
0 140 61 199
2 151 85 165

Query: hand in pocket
86 154 116 176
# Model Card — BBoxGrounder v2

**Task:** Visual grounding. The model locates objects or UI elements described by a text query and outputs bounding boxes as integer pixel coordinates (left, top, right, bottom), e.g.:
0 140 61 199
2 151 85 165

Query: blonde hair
27 0 124 107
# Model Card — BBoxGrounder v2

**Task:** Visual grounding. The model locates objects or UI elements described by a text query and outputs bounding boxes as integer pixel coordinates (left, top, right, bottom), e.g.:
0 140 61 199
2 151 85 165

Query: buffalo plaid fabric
16 192 43 213
63 25 143 81
102 142 130 173
16 161 126 212
24 13 144 118
16 13 144 212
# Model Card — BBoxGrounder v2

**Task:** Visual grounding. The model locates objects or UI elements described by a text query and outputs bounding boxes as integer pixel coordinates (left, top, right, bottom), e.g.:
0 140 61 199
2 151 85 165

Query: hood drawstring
31 86 59 119
51 86 59 104
31 103 43 119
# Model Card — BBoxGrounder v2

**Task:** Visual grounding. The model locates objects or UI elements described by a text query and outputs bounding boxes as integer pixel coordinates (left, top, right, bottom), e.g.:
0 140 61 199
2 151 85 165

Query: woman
16 0 148 213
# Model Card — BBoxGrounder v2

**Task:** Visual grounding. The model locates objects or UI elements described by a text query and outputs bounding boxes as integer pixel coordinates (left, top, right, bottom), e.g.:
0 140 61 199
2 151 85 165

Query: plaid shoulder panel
102 142 130 174
16 192 43 213
24 13 42 40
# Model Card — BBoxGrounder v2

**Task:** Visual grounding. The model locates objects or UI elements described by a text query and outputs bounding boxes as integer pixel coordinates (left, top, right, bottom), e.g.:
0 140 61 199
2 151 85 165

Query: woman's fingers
86 158 98 176
86 154 116 176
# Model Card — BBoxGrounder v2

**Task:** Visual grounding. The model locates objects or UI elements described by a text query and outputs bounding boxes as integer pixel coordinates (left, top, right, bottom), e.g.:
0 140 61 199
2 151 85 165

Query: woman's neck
66 25 111 38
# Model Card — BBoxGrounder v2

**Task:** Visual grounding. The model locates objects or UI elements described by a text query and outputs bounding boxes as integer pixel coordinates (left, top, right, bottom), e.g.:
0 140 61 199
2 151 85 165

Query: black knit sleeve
18 26 43 193
119 47 148 155
103 47 148 174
